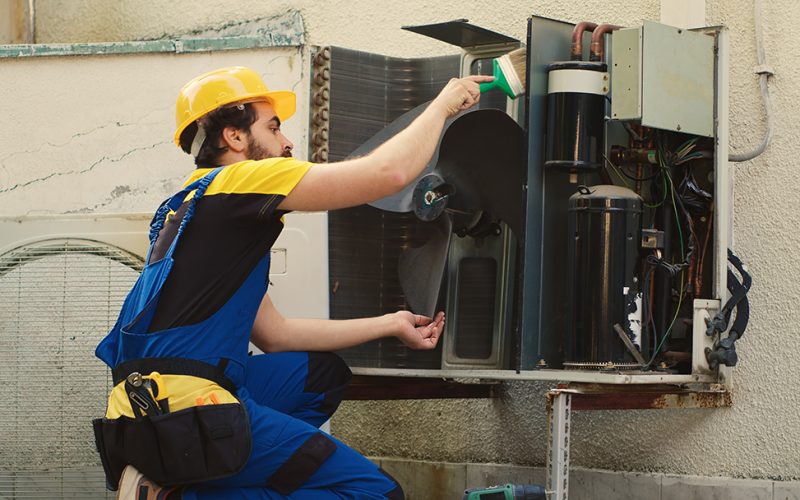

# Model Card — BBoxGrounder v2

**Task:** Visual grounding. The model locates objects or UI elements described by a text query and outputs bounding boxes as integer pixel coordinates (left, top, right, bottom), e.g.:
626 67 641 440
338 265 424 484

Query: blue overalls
95 168 403 499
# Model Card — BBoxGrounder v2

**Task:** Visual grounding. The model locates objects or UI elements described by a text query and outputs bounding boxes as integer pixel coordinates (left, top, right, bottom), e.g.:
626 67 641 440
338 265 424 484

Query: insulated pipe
590 24 623 62
729 0 773 162
571 22 598 60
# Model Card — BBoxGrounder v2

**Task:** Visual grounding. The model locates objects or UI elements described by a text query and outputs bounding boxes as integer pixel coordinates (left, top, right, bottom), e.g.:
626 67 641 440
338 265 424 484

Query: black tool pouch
93 402 251 490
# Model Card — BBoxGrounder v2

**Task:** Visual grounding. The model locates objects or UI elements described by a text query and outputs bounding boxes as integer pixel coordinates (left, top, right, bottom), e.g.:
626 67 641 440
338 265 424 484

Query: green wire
648 280 684 366
675 137 699 160
665 172 685 260
645 147 687 368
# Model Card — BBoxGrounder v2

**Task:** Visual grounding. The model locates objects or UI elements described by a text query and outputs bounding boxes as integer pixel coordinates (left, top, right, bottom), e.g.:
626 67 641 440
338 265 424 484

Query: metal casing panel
610 27 642 120
524 16 590 370
611 21 715 137
442 228 515 369
402 20 518 48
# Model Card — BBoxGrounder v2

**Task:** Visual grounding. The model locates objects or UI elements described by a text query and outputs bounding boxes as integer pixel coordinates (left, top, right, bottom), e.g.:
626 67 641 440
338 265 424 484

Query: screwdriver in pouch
147 372 170 413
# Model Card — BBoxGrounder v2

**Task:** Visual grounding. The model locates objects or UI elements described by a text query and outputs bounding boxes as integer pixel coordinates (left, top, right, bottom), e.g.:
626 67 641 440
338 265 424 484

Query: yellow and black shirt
147 157 312 332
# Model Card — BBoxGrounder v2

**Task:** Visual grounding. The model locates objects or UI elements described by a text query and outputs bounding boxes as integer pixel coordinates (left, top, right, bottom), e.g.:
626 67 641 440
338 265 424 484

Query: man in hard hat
94 66 490 499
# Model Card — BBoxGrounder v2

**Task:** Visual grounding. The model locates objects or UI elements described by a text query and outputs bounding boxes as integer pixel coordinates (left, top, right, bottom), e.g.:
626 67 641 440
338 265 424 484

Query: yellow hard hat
174 66 296 146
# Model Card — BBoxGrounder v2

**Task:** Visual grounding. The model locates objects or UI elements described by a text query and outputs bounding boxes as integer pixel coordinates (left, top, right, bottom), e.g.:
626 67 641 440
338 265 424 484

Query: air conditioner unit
318 17 739 387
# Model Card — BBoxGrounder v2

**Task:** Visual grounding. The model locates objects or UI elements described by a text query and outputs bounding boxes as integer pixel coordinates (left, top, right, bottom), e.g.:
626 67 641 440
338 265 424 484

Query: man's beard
246 135 292 160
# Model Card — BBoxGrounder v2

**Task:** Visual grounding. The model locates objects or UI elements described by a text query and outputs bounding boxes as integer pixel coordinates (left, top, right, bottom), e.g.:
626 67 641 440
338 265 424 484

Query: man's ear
221 126 247 153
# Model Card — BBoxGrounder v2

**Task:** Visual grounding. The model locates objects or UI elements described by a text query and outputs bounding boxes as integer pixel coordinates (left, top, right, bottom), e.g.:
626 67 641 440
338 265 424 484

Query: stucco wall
34 0 661 57
0 46 306 215
22 0 800 481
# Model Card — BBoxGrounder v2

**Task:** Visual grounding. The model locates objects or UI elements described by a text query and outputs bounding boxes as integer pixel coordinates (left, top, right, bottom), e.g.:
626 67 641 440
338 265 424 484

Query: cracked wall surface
8 0 799 483
0 47 307 215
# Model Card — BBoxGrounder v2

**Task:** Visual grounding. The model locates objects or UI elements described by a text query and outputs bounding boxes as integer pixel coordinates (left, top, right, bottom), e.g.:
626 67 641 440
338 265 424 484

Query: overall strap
145 167 224 262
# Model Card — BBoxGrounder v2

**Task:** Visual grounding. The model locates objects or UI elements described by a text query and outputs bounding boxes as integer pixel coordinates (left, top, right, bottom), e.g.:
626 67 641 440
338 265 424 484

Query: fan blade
434 109 526 236
346 102 432 213
398 214 453 317
354 102 466 214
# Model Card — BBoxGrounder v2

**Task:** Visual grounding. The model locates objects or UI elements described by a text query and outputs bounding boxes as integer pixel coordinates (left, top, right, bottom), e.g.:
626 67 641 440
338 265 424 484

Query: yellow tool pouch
92 358 251 490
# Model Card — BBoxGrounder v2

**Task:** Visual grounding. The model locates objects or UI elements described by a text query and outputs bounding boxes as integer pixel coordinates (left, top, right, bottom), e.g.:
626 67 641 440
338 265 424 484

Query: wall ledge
0 10 305 58
373 457 798 500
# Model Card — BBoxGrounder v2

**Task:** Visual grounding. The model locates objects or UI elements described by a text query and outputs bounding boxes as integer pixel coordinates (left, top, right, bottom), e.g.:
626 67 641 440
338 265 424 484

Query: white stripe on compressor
548 69 609 95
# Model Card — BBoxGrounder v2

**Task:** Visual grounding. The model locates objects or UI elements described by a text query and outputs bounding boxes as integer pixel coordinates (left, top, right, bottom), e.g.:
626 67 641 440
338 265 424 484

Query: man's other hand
393 311 445 350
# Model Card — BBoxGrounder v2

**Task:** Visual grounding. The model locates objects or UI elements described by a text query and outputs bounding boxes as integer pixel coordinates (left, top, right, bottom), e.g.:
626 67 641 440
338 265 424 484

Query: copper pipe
609 146 658 166
648 255 656 326
635 163 643 195
571 22 598 60
590 24 623 62
683 211 698 297
687 247 696 298
695 202 714 296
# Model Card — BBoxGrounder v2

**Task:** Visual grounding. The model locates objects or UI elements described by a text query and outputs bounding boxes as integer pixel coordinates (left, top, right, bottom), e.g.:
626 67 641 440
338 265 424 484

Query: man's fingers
414 314 432 326
460 95 477 110
424 317 445 343
463 75 494 83
426 325 443 347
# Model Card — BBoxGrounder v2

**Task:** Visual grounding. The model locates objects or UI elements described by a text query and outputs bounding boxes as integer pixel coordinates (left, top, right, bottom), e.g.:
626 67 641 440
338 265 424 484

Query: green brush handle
479 80 498 92
478 58 514 98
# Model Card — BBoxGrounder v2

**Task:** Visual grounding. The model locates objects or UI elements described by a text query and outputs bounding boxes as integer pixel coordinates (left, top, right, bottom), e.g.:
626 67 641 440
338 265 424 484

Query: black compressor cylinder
565 185 643 369
544 61 608 173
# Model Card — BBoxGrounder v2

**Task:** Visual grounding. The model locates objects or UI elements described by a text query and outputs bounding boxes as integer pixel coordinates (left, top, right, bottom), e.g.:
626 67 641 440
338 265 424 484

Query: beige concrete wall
0 47 306 215
23 0 800 481
34 0 659 56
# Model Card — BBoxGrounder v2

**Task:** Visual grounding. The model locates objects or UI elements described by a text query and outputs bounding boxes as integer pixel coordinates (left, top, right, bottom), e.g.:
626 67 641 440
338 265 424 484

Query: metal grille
326 47 460 369
454 257 497 359
0 240 142 499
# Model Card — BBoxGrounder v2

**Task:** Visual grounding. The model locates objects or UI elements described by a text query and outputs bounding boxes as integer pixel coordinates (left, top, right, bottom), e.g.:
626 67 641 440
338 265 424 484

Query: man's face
244 101 294 160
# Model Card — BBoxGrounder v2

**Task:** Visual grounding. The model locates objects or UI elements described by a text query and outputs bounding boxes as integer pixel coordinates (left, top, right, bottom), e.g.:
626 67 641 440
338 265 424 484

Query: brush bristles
497 47 527 96
506 46 527 81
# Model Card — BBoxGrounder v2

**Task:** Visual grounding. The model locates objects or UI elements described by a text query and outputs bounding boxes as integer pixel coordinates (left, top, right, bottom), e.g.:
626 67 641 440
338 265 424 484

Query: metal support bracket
546 390 571 500
545 383 730 499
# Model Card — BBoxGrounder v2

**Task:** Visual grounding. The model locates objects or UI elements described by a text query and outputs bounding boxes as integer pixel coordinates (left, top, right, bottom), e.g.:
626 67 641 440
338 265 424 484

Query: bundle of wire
603 133 713 369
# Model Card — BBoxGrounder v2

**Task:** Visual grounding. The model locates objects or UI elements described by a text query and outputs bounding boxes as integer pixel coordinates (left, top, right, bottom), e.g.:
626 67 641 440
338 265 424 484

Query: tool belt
92 358 251 490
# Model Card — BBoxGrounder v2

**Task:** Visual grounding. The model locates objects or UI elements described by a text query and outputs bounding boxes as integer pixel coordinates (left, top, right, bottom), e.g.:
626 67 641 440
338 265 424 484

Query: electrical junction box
611 20 715 137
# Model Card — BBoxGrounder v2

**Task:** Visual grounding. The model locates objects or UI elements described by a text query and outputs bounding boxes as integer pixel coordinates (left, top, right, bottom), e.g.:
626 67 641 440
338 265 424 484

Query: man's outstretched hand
393 311 445 350
430 75 493 118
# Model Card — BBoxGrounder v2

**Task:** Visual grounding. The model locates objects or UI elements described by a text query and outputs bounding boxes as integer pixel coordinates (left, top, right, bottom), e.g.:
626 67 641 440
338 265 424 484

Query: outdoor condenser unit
320 16 741 387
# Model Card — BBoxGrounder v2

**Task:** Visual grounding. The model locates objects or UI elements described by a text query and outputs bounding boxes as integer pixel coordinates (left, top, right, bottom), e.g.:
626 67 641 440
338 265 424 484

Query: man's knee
305 352 352 416
306 352 352 392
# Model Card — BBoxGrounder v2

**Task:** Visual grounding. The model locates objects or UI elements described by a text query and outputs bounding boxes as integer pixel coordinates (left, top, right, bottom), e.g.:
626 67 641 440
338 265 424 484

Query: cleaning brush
479 47 527 98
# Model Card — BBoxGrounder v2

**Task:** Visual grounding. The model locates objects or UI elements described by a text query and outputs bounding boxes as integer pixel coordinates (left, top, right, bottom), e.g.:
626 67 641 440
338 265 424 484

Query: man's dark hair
179 103 258 168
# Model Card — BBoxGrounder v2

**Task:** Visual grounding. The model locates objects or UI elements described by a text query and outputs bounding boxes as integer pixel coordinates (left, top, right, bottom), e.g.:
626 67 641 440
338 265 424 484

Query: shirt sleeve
205 158 314 197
